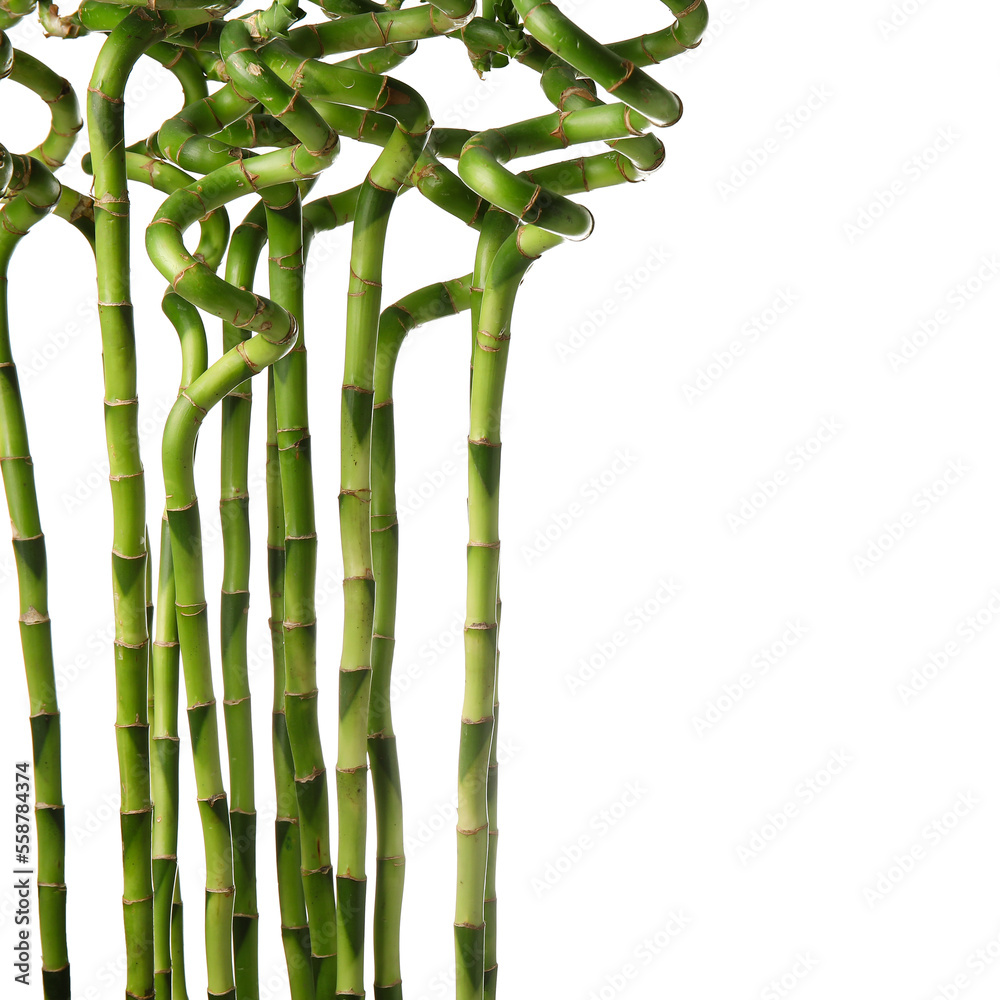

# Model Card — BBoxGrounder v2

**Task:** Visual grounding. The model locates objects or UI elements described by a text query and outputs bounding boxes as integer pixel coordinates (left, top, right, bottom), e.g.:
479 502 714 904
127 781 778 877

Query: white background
2 0 1000 997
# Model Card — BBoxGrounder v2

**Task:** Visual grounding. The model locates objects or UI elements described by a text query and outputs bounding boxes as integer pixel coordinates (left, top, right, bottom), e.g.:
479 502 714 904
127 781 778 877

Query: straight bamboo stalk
86 13 167 997
335 82 432 1000
370 275 474 1000
457 225 563 1000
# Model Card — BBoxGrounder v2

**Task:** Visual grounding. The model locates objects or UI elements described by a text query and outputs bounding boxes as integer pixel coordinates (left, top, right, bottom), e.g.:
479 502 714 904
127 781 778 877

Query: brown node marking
110 548 146 561
456 822 489 836
607 59 636 94
234 340 261 374
19 607 50 625
671 22 702 49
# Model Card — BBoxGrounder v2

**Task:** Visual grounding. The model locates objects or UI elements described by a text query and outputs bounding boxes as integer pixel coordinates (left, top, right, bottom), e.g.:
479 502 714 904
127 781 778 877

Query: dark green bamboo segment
267 371 316 1000
211 135 261 1000
484 602 500 1000
160 220 309 1000
458 103 657 239
456 225 562 1000
171 877 189 1000
263 182 338 993
336 74 432 1000
512 0 684 125
221 218 258 998
609 0 709 66
152 516 183 1000
88 13 167 997
369 275 473 999
0 152 68 1000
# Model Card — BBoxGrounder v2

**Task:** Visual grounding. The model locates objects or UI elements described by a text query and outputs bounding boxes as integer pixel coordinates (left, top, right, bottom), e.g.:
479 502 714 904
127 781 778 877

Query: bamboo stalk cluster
0 1 708 998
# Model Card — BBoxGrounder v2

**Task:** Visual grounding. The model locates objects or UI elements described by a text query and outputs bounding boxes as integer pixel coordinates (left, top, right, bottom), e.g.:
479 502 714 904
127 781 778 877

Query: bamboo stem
0 151 68 1000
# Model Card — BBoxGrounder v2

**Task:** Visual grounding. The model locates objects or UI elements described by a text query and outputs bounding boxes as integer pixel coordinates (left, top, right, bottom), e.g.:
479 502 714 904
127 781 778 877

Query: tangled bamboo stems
0 2 709 997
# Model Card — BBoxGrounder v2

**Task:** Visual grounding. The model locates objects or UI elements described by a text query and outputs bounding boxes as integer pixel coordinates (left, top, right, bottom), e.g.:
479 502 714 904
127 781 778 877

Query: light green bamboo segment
369 275 473 1000
0 152 69 1000
336 83 431 1000
87 13 166 998
457 225 563 1000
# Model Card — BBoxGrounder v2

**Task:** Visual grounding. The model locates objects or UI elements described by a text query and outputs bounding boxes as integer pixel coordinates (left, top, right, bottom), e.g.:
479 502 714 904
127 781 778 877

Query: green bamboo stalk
511 0 684 125
7 48 82 170
150 285 208 999
223 197 317 1000
483 596 500 1000
220 17 341 991
456 225 563 1000
115 147 225 1000
0 151 68 1000
220 207 260 1000
146 41 210 107
333 77 432 1000
266 365 316 1000
369 275 473 1000
265 181 340 996
87 13 167 998
151 515 187 1000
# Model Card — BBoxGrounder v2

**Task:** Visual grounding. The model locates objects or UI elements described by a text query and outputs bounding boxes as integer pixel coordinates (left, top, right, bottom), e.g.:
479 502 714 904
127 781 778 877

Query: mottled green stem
87 13 166 997
0 151 68 1000
370 275 473 1000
